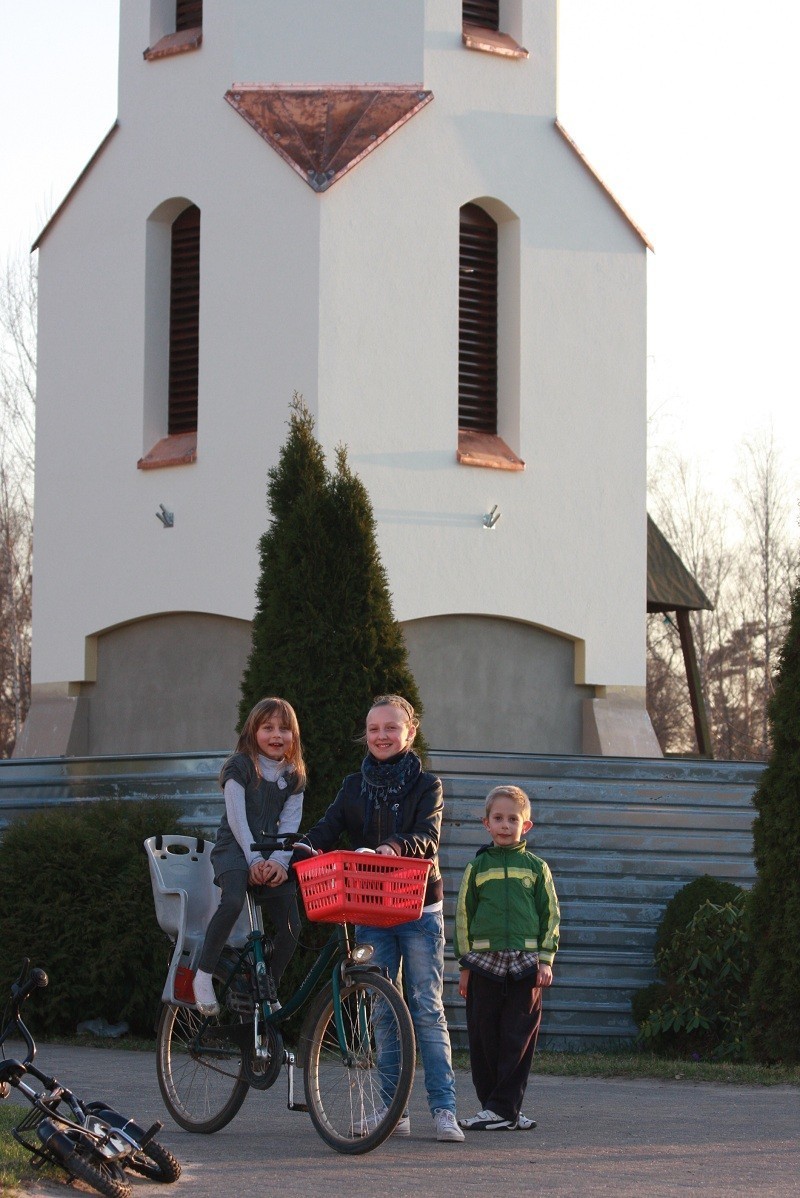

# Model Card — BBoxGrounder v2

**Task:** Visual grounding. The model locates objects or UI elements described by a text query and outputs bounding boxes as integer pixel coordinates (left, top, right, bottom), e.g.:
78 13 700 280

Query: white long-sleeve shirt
224 754 304 872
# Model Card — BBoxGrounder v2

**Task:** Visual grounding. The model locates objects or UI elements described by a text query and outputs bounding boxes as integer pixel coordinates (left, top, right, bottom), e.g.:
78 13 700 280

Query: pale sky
2 1 798 514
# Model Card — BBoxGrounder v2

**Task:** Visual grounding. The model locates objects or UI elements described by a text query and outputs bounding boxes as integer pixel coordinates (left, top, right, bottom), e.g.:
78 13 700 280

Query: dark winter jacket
305 758 444 907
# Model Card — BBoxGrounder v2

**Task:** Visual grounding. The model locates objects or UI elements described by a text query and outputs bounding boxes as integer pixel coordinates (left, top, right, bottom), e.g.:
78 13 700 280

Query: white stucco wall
31 0 647 696
317 0 647 686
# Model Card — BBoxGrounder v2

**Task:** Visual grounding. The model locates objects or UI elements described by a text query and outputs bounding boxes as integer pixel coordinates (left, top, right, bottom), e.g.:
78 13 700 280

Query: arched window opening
459 203 498 435
168 205 200 435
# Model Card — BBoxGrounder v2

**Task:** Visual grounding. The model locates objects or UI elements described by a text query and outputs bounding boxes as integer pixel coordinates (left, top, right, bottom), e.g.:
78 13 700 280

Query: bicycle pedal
226 991 254 1015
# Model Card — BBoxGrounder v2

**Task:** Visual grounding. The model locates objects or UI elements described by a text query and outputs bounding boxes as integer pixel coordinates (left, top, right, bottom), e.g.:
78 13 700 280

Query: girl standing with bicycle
193 697 306 1015
304 694 464 1143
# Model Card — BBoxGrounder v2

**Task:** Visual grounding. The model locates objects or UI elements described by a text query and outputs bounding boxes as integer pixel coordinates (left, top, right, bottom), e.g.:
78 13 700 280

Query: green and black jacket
453 840 560 966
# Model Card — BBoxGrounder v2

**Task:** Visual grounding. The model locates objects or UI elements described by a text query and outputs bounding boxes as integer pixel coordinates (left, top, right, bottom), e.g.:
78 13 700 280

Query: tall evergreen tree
747 565 800 1061
239 395 425 827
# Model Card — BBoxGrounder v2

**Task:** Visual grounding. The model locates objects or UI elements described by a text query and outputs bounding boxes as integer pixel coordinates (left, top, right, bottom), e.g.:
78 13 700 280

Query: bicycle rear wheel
302 971 415 1154
156 1000 250 1134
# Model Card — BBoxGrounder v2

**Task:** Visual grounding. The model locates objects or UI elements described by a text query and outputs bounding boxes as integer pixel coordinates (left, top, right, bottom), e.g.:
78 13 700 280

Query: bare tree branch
648 436 798 761
0 252 36 755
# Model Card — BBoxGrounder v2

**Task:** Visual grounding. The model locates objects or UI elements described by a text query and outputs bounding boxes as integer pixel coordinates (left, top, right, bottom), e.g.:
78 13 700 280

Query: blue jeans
356 909 456 1116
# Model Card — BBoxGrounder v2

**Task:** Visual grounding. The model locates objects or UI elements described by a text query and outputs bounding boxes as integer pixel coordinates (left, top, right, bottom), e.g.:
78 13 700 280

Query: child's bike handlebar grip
12 968 48 1003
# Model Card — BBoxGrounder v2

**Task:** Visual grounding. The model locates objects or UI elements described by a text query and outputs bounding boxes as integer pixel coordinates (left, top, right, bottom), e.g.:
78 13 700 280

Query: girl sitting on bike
193 697 306 1015
304 694 464 1143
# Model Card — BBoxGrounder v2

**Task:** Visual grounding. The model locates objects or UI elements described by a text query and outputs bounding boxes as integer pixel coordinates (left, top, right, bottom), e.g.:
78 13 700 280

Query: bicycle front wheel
156 1002 250 1134
126 1138 182 1183
302 972 415 1154
65 1145 132 1198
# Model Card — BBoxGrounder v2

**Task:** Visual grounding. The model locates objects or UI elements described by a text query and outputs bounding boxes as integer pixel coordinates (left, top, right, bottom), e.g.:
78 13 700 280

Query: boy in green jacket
454 785 560 1131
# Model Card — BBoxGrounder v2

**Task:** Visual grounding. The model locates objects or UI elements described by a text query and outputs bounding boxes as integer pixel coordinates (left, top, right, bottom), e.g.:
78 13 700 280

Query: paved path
5 1043 799 1198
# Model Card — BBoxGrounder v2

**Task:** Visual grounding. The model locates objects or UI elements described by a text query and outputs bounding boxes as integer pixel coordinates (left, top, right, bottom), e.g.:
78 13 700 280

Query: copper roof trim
555 120 653 252
457 430 525 471
462 23 529 59
144 28 203 61
225 84 433 192
137 432 197 470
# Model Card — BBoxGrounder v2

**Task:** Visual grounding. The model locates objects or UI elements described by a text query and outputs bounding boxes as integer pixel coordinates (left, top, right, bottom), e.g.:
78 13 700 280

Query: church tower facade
20 1 658 758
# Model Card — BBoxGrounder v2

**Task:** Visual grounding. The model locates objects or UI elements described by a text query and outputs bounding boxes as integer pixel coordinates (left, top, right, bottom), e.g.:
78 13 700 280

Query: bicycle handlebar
12 967 48 1005
250 833 316 857
2 960 48 1067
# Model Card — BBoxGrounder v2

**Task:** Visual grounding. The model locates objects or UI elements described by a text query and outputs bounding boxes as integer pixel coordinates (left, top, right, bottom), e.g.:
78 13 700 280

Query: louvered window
459 204 498 434
175 0 202 32
168 206 200 435
463 1 499 31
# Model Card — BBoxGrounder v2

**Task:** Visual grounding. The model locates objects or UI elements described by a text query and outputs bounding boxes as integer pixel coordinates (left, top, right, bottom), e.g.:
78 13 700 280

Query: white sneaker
512 1113 537 1130
458 1108 512 1130
392 1112 411 1136
434 1108 465 1141
352 1106 411 1137
192 970 220 1016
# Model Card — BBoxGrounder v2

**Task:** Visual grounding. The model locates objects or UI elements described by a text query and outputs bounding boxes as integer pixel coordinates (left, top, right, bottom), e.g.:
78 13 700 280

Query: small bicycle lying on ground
149 833 428 1154
0 959 181 1198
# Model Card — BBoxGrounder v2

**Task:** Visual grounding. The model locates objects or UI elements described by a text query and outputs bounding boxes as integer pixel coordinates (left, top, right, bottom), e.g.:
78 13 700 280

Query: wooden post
676 607 713 758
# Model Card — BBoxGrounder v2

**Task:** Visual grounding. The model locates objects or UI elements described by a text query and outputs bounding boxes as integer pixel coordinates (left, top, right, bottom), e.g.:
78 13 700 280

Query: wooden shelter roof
647 515 712 613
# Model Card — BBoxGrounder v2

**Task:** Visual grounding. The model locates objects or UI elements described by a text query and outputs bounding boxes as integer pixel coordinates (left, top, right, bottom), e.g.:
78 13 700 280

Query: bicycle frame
0 984 154 1163
209 897 365 1065
154 847 417 1151
9 1069 136 1163
1 960 180 1196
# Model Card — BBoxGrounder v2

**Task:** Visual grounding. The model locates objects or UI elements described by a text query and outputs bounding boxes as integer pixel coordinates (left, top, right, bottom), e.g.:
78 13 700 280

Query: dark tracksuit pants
198 870 300 985
465 969 542 1122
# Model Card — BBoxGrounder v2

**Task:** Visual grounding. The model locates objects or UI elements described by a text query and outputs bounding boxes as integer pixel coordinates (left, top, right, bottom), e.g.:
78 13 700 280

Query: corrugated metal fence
433 751 761 1048
0 749 763 1049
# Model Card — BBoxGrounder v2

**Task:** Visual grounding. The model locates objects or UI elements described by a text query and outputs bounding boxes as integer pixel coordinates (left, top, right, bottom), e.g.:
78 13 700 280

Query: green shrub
654 875 745 960
238 396 427 831
632 876 747 1043
639 896 751 1060
630 981 667 1029
0 799 185 1037
747 572 800 1063
235 397 431 1033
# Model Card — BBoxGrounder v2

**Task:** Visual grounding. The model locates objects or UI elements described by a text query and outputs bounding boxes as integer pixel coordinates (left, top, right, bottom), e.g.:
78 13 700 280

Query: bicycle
0 959 181 1198
149 834 427 1154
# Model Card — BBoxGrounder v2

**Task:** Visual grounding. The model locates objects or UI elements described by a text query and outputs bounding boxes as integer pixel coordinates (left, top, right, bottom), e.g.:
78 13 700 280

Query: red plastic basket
294 850 432 927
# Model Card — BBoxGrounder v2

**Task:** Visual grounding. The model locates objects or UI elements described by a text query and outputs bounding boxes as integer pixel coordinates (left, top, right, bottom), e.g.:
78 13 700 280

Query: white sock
193 970 217 1002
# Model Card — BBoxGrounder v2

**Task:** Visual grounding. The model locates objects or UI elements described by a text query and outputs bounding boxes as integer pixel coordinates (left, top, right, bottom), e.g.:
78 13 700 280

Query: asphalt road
4 1042 799 1198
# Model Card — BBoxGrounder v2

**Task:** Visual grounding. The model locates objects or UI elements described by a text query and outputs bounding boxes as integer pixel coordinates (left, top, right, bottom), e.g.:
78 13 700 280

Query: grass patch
532 1050 800 1086
452 1048 800 1086
3 1031 158 1053
0 1103 60 1194
41 1033 158 1053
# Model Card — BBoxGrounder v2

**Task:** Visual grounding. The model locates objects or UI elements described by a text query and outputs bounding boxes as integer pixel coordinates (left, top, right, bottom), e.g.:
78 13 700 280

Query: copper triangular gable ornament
225 85 433 191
